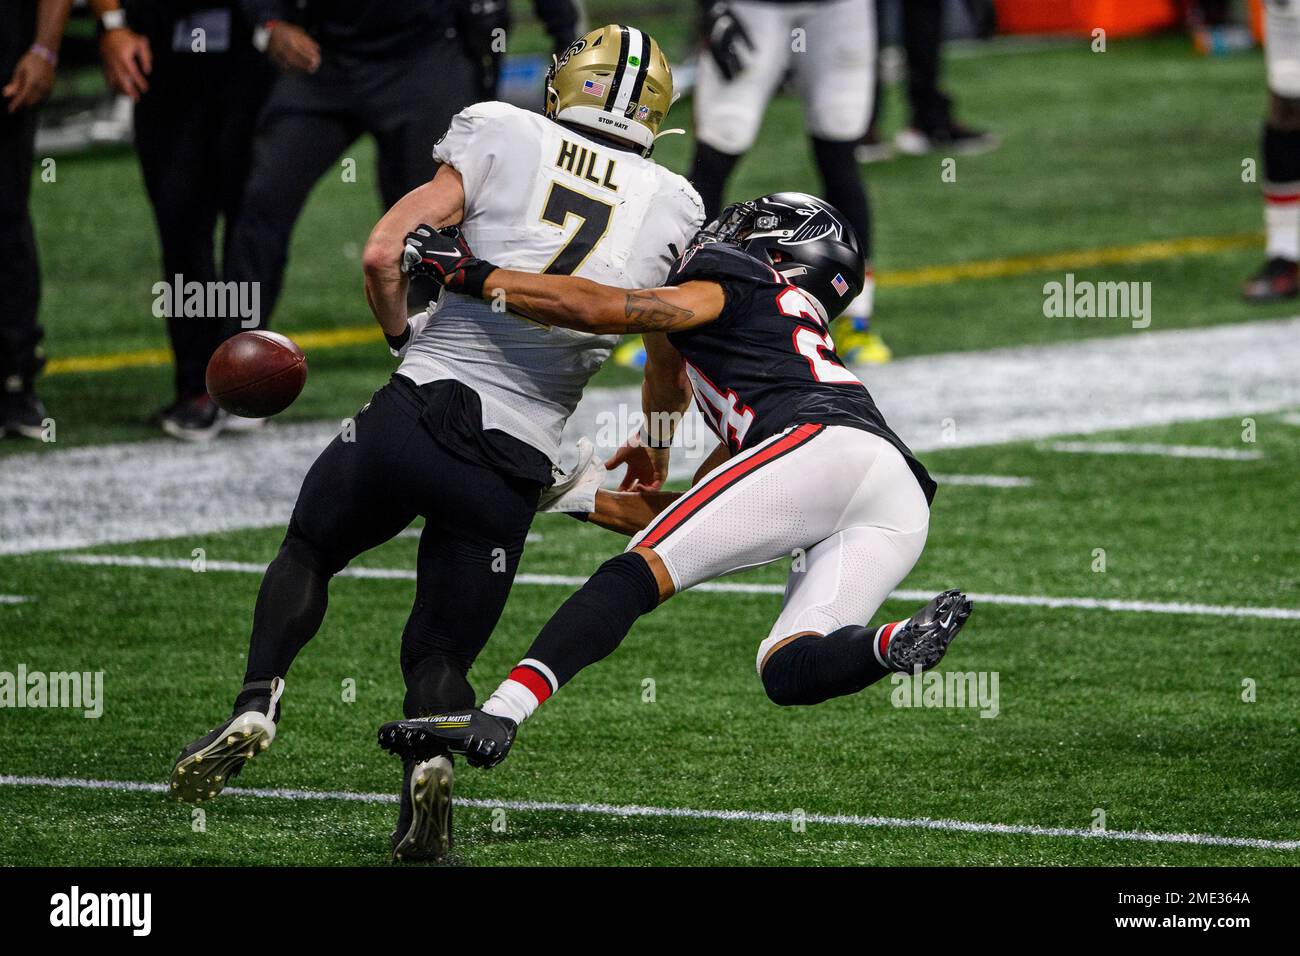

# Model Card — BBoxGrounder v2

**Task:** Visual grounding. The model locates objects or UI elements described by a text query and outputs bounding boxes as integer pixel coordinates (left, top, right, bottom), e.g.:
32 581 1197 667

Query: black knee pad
1265 123 1300 184
1268 93 1300 132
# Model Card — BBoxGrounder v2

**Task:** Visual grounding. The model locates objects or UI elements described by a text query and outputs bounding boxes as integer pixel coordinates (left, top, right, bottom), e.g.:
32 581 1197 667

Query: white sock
482 660 557 725
1265 194 1300 261
482 682 535 726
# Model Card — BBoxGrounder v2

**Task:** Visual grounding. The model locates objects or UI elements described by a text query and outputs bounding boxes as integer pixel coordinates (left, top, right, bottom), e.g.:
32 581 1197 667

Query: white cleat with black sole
169 678 283 804
391 755 454 863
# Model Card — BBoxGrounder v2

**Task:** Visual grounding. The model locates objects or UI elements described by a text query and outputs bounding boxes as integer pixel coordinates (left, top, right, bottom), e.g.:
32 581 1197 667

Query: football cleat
0 389 48 440
613 336 647 369
895 123 1000 158
883 589 973 673
391 755 455 863
169 678 283 803
378 710 517 770
1242 256 1299 302
834 327 893 366
159 394 225 442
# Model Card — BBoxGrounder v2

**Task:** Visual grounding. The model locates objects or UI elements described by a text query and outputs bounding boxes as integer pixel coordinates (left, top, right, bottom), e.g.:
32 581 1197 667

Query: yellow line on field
877 232 1262 289
45 232 1264 376
45 326 382 376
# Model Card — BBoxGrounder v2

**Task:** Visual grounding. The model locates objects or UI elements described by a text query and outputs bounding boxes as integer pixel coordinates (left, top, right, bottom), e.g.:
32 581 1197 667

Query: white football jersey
398 101 704 463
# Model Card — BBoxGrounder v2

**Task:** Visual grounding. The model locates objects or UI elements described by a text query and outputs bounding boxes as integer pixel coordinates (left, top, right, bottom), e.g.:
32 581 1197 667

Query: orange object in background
994 0 1180 37
1250 0 1264 43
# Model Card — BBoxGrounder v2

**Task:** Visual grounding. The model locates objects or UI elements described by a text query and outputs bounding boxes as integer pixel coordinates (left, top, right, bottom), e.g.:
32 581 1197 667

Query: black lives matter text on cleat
378 709 517 770
883 589 973 673
169 678 283 804
391 755 455 863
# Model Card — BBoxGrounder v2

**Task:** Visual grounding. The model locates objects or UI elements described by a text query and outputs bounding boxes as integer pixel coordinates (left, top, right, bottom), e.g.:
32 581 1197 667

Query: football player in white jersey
692 0 890 365
168 24 704 863
1245 0 1300 300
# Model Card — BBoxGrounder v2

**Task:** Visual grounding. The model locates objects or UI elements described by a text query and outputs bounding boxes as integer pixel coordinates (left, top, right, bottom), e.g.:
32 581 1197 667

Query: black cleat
159 394 225 442
0 389 48 440
391 755 454 862
1242 256 1299 302
883 589 973 673
169 678 283 803
378 710 517 769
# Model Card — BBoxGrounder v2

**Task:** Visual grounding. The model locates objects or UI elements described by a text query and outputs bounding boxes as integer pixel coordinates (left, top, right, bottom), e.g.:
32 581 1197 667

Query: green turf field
2 33 1298 866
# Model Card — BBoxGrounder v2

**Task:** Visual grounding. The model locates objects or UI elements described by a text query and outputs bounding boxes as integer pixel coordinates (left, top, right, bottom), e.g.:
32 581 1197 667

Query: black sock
761 626 890 706
689 142 742 221
811 136 872 260
242 532 332 685
1264 124 1300 186
512 552 660 702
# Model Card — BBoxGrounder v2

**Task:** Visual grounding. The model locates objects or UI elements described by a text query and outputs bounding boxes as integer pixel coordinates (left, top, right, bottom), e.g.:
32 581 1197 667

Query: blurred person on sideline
218 0 482 408
91 0 275 440
0 0 71 440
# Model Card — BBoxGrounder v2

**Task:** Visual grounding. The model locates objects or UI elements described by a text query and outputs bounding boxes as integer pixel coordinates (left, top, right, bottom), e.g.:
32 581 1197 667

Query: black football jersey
665 242 936 504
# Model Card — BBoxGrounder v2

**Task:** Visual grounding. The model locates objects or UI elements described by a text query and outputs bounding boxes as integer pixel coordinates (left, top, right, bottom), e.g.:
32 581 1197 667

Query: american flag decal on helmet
832 273 849 296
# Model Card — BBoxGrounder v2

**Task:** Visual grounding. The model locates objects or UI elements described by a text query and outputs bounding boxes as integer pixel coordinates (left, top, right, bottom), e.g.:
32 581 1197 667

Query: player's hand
702 3 753 81
265 22 321 74
99 29 152 101
401 225 495 297
606 437 669 492
3 51 56 113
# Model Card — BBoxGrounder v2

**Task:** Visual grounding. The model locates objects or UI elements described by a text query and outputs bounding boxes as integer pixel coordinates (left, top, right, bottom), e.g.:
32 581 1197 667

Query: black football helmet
698 192 865 316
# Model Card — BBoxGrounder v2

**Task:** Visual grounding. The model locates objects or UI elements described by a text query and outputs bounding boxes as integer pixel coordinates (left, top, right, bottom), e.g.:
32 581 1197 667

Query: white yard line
0 595 29 605
58 553 1300 621
4 317 1299 557
1042 441 1263 461
930 473 1033 488
0 774 1293 852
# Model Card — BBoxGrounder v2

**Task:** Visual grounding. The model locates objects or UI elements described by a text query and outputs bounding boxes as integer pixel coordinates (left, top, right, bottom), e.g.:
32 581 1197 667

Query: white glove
537 437 604 514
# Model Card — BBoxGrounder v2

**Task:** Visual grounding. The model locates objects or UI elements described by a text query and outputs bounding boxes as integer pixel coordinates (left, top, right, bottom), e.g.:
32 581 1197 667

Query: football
205 330 307 418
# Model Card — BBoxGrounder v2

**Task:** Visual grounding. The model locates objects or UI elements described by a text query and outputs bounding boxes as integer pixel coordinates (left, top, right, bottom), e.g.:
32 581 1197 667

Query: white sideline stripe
0 595 29 605
1042 441 1263 461
58 553 1300 621
930 473 1033 488
7 317 1300 557
398 529 543 542
0 774 1295 852
1277 412 1300 426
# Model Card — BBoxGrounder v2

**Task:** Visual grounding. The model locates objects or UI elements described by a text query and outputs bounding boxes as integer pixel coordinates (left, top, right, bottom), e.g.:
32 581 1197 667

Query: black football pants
0 105 42 389
224 35 478 329
133 51 272 400
242 376 542 717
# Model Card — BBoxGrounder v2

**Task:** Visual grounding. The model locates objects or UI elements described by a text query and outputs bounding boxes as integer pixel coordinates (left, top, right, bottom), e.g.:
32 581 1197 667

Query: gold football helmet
544 24 674 156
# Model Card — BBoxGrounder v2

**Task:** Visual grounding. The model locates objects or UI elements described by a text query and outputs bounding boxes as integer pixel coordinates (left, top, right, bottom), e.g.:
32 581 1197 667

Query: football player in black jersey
379 192 972 772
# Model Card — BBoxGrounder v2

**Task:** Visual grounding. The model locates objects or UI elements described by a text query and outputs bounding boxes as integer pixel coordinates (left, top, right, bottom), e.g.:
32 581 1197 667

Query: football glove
702 3 753 81
401 224 496 297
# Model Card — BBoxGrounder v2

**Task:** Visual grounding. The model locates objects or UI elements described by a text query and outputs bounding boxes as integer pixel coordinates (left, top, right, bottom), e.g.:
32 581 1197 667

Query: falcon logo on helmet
544 24 675 156
700 192 867 319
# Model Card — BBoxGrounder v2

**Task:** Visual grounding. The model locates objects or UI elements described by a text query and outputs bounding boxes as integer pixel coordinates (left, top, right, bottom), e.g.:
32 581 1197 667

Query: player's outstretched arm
362 165 465 339
485 271 725 335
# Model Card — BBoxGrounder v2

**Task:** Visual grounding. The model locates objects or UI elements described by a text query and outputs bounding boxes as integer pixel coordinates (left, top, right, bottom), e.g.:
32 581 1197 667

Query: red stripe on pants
639 424 824 549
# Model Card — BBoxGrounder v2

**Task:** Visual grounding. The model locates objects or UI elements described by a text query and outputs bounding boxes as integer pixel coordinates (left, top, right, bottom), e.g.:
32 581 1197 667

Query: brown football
205 330 307 418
